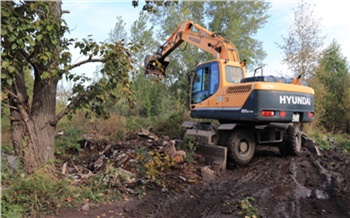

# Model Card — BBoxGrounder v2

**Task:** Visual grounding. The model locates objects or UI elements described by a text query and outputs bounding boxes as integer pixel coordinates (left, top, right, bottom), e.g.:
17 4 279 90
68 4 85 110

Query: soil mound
150 147 350 218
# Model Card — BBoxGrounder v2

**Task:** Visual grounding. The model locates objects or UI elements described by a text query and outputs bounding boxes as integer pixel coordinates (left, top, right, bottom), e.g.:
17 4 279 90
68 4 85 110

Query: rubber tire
283 125 302 156
228 129 256 165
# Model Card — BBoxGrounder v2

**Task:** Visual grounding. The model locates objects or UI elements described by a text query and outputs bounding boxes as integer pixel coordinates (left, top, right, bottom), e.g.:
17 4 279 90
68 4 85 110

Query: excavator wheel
228 128 256 165
279 125 302 156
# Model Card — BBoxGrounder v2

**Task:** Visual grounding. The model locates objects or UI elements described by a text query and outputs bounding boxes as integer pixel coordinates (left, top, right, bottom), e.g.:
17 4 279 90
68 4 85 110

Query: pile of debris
56 128 207 195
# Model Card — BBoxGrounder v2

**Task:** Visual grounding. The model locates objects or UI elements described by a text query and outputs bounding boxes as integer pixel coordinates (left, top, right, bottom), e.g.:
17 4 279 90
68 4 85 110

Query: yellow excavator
144 21 315 168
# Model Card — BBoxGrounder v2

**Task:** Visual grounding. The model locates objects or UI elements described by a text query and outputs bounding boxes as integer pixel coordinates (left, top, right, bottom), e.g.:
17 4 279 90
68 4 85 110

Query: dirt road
55 145 350 218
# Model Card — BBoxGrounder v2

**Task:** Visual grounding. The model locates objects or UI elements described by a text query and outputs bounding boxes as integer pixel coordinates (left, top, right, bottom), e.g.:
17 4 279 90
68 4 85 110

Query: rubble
54 128 204 199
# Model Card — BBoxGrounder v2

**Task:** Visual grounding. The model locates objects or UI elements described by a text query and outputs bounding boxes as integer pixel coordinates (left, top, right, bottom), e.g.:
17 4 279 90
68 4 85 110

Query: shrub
1 165 76 217
153 112 186 139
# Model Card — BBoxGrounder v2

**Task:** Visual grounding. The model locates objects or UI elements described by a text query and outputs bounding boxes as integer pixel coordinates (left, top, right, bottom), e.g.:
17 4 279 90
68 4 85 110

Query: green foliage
207 1 270 70
314 40 350 133
310 132 331 150
179 136 198 163
239 197 260 218
1 1 68 86
109 16 128 43
334 134 350 153
310 132 350 153
135 147 174 184
1 106 13 153
130 11 158 71
1 0 139 128
1 165 76 217
1 161 125 217
130 74 169 118
153 112 186 139
55 127 81 154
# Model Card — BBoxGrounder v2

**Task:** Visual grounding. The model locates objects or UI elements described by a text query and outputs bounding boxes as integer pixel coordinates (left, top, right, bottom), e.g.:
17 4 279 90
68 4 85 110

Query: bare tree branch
69 58 103 71
50 89 90 126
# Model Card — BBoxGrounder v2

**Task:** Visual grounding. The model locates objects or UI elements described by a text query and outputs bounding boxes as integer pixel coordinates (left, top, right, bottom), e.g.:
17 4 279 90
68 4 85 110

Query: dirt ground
52 135 350 218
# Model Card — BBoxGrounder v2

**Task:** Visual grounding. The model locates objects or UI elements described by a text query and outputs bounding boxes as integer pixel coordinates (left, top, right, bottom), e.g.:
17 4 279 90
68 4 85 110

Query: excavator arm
144 20 242 77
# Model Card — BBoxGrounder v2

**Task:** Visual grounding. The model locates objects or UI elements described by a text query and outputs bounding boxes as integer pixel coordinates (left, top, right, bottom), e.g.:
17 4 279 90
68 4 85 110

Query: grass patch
1 161 125 218
1 164 76 217
310 132 350 153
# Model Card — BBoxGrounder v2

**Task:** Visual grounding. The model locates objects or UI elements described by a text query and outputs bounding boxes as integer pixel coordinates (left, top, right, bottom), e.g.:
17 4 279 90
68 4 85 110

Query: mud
123 147 350 218
53 139 350 218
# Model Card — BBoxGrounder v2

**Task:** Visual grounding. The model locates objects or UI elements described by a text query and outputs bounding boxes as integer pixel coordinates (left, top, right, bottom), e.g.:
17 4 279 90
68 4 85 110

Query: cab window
225 66 243 84
191 62 219 104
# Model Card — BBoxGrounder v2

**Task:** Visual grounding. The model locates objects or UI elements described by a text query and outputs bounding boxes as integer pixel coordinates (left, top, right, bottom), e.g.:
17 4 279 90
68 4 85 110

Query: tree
109 16 128 43
207 1 270 69
1 1 137 173
130 11 158 71
314 41 350 133
277 1 324 78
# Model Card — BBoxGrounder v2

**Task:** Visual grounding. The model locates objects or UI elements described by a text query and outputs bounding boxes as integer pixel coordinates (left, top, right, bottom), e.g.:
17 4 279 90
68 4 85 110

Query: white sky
62 0 350 78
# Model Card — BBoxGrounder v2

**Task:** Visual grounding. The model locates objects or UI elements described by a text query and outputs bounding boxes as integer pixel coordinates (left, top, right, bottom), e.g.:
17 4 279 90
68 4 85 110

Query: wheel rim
238 140 250 157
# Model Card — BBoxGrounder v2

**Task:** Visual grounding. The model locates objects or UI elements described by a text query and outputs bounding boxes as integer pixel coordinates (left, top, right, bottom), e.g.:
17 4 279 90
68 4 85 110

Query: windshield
225 66 243 84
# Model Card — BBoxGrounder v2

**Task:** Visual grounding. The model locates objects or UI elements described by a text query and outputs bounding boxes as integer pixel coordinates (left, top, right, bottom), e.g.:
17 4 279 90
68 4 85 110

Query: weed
135 147 174 185
239 197 260 218
1 165 77 217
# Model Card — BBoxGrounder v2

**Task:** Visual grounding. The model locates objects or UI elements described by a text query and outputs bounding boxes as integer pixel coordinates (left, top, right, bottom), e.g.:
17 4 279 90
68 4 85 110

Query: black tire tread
228 129 256 165
284 125 301 156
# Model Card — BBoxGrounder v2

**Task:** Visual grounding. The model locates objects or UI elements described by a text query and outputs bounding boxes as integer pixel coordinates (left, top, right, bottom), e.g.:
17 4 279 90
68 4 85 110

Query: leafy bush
1 165 76 217
135 147 174 184
153 112 186 139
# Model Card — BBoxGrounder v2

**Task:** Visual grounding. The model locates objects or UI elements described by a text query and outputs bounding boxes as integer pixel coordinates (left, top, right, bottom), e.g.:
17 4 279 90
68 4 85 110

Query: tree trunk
10 72 58 173
9 0 62 173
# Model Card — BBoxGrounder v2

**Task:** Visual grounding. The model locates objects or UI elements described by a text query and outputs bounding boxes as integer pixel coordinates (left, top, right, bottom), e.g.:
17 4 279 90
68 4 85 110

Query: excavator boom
144 20 242 77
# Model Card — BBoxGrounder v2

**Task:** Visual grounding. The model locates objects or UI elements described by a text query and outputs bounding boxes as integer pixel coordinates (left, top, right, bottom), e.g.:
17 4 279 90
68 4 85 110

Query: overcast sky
62 0 350 77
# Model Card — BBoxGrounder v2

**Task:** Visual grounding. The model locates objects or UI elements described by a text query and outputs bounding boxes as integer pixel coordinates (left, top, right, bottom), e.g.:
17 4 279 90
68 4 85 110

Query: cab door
191 62 221 108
